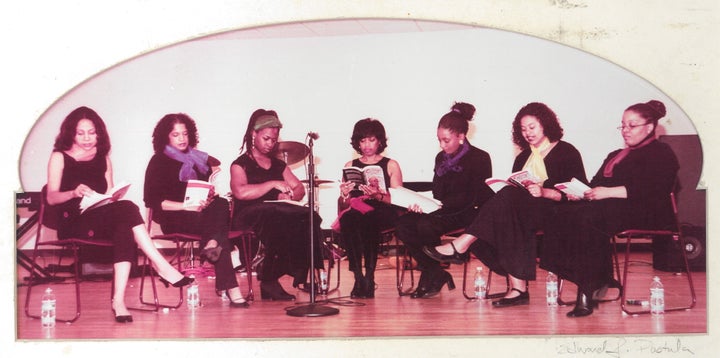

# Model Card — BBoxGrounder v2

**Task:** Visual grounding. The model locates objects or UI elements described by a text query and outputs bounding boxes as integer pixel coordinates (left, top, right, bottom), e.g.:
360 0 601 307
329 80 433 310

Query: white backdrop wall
18 24 700 231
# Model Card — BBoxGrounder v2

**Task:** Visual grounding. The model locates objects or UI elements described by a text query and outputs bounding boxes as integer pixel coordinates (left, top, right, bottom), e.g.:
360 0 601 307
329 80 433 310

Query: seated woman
395 102 494 299
424 102 587 307
46 106 193 323
539 100 678 317
230 109 323 301
143 113 248 308
336 118 403 298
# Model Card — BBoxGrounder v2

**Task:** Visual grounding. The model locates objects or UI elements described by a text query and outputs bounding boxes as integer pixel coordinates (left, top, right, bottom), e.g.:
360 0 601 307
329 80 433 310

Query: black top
143 152 212 221
231 153 288 211
592 139 679 229
431 142 493 216
57 151 108 219
351 157 392 191
512 140 588 187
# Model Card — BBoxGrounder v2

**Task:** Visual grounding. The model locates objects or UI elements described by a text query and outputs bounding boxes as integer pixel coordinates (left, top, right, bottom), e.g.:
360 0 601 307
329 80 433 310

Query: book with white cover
554 178 591 198
183 180 214 208
389 186 442 213
79 181 131 213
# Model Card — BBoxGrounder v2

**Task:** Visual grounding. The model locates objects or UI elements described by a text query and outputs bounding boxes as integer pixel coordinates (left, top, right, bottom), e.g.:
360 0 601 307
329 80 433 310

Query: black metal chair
24 187 155 324
614 191 696 315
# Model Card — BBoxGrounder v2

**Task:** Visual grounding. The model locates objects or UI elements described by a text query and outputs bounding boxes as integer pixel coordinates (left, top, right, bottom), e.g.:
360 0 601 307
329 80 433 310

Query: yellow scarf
522 138 550 183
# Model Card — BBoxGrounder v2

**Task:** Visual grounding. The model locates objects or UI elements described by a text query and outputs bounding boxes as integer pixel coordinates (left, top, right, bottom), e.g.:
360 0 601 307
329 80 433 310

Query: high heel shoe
200 246 223 264
412 270 455 299
422 242 469 265
159 275 195 288
226 290 250 308
260 281 295 301
492 288 530 307
111 309 133 323
567 292 597 318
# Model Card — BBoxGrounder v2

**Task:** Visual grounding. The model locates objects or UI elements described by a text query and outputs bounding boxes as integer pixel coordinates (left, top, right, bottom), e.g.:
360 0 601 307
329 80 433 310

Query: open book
342 165 387 193
554 178 591 198
389 186 442 213
484 170 541 193
183 180 214 208
79 181 131 213
182 168 222 208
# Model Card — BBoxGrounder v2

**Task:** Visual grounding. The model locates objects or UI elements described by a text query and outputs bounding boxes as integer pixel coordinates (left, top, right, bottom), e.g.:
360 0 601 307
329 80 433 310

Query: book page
79 181 131 213
389 186 441 213
554 178 591 198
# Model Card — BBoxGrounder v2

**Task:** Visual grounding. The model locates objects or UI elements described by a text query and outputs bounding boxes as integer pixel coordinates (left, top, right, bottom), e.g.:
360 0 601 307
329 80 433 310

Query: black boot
350 271 366 298
567 292 597 317
260 280 295 301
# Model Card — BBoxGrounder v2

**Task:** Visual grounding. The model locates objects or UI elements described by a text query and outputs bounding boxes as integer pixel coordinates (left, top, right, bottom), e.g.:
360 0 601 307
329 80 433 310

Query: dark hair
625 100 667 127
438 102 475 135
350 118 388 154
53 106 111 156
240 108 280 155
511 102 564 150
151 113 199 153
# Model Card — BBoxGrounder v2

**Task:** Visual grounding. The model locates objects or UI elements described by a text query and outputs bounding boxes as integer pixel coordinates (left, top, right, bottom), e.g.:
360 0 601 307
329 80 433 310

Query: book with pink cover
484 170 541 193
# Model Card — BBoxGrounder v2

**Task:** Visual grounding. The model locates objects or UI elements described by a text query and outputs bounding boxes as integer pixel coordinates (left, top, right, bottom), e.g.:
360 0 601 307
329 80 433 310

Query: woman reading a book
336 118 403 298
395 102 494 299
143 113 248 308
230 109 323 301
537 100 678 317
424 102 587 308
46 106 194 323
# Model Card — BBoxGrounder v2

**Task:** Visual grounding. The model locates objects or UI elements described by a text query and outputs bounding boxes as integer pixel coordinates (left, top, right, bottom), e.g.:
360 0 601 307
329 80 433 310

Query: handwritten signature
556 338 694 357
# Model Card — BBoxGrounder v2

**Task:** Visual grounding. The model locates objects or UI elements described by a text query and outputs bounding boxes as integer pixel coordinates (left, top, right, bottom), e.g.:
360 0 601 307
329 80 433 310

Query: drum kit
275 141 333 186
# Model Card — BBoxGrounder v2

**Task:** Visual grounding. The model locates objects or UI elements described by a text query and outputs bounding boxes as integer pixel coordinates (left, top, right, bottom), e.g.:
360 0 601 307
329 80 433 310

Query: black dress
466 141 587 281
338 157 399 279
54 152 144 264
230 154 323 285
539 139 679 297
144 152 239 291
395 142 494 280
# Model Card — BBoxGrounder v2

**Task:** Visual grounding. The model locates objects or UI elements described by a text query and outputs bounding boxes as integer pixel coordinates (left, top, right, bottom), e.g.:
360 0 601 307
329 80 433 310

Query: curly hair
152 113 199 153
53 106 111 156
511 102 564 150
350 118 388 154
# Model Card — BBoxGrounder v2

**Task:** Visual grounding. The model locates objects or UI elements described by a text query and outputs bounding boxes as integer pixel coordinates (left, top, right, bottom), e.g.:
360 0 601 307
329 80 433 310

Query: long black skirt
232 202 323 284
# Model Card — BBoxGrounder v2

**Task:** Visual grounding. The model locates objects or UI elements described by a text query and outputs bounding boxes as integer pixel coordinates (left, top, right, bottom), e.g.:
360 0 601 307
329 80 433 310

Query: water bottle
41 287 56 328
319 270 328 295
546 271 558 306
187 275 200 308
473 267 487 300
650 276 665 315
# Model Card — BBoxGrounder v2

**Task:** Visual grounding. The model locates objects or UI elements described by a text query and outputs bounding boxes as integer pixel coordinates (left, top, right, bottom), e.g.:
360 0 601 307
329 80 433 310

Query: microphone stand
286 135 339 317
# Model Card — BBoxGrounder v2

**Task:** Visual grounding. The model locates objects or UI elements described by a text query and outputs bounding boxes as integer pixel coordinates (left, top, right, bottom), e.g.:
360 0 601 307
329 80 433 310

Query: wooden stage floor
14 250 708 355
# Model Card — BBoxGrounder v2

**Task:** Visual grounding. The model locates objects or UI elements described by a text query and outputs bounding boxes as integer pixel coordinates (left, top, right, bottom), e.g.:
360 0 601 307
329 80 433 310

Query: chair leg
24 245 82 323
619 234 697 315
462 260 509 300
138 254 183 309
395 244 416 296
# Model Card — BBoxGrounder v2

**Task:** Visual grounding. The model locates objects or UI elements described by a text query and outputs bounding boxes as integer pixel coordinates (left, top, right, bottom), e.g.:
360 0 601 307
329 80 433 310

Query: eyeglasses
617 122 650 131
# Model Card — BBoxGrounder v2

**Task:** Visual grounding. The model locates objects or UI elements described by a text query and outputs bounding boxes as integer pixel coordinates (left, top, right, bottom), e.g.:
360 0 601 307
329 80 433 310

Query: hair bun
646 100 666 118
451 102 476 121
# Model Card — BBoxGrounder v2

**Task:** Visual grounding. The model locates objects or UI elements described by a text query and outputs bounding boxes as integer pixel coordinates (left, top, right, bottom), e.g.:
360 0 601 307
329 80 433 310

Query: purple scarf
163 145 210 182
435 140 470 177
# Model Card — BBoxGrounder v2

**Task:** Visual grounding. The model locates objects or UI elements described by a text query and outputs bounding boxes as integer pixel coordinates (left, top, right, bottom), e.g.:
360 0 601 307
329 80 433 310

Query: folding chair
614 191 696 315
24 187 154 324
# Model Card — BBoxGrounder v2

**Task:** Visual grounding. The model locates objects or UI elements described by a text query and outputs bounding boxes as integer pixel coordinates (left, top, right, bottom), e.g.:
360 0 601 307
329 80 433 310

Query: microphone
308 132 319 140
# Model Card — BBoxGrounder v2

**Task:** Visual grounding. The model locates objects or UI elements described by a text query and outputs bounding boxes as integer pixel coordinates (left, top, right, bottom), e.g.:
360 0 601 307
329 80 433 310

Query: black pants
158 198 239 291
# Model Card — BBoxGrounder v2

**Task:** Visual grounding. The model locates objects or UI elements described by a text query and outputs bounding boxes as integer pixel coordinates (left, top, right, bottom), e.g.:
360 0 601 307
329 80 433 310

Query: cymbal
301 179 334 186
275 141 309 165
